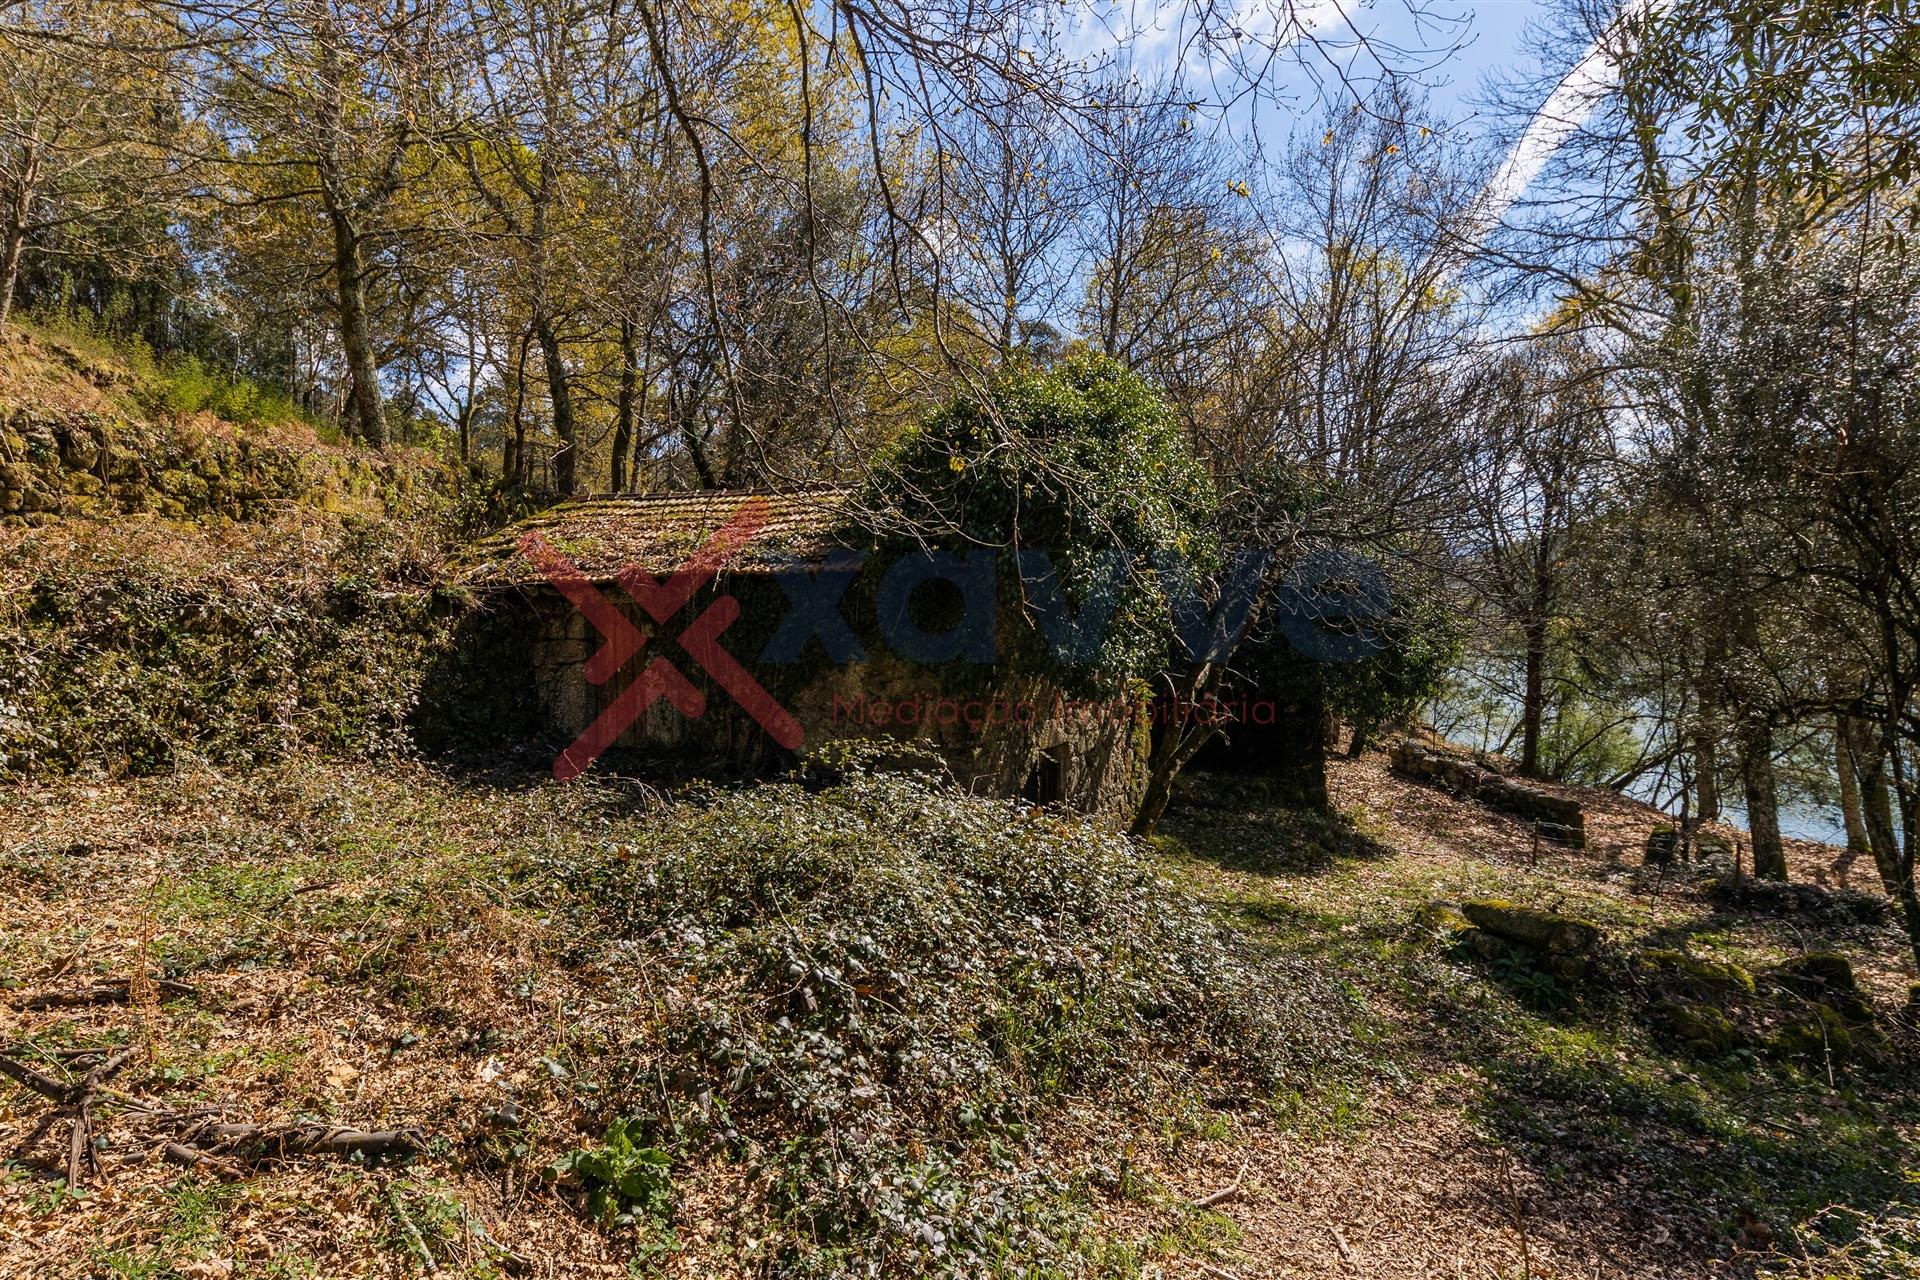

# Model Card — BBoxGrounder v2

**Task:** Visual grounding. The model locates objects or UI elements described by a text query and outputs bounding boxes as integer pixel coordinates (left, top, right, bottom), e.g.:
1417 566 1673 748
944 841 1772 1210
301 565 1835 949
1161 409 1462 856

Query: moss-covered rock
1774 952 1875 1024
1650 997 1741 1056
1411 902 1475 941
1768 1003 1876 1064
1693 830 1733 861
1644 824 1679 866
1461 900 1603 956
1636 949 1757 998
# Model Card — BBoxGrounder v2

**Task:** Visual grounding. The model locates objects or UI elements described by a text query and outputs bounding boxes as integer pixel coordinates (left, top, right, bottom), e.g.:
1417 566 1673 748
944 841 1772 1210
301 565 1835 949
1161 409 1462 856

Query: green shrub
155 354 304 426
546 1117 674 1226
552 761 1353 1276
863 354 1216 696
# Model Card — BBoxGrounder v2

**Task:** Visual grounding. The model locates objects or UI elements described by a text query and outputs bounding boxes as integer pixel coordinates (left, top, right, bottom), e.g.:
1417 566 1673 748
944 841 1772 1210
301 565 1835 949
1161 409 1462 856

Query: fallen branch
1192 1157 1251 1210
19 977 197 1011
163 1116 426 1162
0 1053 77 1102
66 1048 136 1187
1 1049 422 1183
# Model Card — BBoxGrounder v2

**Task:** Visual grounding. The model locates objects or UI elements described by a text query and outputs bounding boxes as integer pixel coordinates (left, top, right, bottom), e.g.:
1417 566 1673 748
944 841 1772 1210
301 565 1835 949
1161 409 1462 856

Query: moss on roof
456 487 858 587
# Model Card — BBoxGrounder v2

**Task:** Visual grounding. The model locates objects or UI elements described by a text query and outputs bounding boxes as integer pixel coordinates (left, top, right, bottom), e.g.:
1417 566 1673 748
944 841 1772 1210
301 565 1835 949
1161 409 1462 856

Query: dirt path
1113 748 1912 1280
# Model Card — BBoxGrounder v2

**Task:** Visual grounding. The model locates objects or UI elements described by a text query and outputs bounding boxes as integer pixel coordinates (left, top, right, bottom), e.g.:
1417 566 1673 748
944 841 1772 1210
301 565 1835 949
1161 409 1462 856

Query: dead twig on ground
1193 1157 1251 1209
388 1182 440 1274
1501 1157 1535 1279
17 976 197 1010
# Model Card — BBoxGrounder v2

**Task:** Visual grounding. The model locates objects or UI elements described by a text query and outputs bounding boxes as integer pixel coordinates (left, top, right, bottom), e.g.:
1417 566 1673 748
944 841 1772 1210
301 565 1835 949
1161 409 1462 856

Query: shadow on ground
1157 769 1394 876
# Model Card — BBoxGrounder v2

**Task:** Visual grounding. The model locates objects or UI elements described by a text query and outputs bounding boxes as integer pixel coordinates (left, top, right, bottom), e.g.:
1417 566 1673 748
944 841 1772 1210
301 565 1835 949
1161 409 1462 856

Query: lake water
1431 704 1859 850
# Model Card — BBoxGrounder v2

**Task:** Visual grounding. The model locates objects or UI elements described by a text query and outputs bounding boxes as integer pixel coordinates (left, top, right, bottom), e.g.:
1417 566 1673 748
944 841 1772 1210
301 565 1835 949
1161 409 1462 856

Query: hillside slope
0 327 452 524
0 328 480 780
1 750 1913 1279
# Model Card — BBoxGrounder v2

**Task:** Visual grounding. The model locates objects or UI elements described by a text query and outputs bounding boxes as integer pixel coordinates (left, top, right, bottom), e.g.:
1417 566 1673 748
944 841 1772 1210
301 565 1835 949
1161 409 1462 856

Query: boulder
1650 998 1741 1056
1644 825 1679 866
1768 1002 1879 1064
1461 900 1602 956
1774 952 1875 1024
1411 902 1474 941
1694 830 1733 861
1636 948 1757 998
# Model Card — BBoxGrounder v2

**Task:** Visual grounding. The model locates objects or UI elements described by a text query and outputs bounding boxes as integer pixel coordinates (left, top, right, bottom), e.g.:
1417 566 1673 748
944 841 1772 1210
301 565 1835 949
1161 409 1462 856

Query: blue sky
1056 0 1584 224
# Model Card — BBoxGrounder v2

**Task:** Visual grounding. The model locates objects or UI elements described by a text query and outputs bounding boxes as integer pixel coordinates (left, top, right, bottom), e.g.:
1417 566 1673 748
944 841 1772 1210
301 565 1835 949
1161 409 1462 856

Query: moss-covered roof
456 487 858 587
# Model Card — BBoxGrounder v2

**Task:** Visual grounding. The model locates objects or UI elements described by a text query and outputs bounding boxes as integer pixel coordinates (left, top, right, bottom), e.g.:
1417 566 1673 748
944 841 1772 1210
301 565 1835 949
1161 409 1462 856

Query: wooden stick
1192 1157 1250 1209
20 978 196 1011
389 1183 440 1274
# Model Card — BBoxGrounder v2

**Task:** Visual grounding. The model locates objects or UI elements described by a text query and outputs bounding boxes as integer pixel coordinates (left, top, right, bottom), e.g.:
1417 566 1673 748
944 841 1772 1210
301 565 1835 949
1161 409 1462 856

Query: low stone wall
1389 739 1587 848
1 404 451 522
520 585 1149 823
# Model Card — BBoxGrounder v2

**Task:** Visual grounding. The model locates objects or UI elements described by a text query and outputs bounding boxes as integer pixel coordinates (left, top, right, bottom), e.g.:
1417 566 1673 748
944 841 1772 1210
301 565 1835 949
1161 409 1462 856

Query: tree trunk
1833 716 1870 888
506 327 532 484
611 317 636 494
1519 620 1547 777
1130 665 1222 839
1890 745 1920 973
0 145 40 341
1739 719 1788 880
455 400 472 464
534 314 575 495
1840 715 1902 897
0 218 26 341
1693 727 1721 821
328 210 386 447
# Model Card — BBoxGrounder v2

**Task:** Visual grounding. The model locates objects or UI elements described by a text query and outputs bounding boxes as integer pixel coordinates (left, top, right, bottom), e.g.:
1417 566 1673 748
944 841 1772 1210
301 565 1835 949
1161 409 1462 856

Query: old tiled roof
456 487 860 587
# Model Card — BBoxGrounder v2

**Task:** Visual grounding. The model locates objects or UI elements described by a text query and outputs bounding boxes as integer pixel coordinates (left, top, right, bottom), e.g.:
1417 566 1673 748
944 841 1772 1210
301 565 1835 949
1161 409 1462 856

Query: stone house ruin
453 488 1148 822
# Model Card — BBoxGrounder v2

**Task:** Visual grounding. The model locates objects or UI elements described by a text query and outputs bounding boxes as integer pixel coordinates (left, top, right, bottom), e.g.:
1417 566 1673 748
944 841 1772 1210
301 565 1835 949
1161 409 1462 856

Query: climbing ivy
861 354 1217 698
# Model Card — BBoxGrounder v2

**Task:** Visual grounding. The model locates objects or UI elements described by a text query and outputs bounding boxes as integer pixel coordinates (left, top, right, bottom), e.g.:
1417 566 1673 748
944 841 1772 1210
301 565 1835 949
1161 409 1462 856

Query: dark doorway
1022 745 1066 806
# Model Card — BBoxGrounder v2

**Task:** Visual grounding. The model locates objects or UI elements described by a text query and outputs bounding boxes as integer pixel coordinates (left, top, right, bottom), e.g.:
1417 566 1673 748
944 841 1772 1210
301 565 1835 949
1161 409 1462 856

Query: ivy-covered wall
515 579 1149 820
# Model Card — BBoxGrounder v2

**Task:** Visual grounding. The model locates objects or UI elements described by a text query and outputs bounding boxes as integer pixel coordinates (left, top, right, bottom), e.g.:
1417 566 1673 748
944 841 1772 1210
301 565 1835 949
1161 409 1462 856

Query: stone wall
520 585 1148 823
0 405 450 522
1390 738 1587 847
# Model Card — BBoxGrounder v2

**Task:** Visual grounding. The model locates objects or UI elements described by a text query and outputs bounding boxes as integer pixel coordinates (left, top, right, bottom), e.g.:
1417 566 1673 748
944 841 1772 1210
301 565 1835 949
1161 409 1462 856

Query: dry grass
0 749 1913 1280
1115 750 1918 1280
0 762 659 1278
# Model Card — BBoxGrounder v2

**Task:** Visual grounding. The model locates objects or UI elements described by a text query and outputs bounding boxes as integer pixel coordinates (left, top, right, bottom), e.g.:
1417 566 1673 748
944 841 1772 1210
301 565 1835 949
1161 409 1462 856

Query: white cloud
1471 0 1674 235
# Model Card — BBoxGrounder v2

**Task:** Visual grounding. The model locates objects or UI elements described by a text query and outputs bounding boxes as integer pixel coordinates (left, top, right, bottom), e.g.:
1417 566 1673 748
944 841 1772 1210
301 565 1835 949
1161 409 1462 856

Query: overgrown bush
559 759 1352 1276
862 354 1216 696
0 514 462 778
153 353 305 425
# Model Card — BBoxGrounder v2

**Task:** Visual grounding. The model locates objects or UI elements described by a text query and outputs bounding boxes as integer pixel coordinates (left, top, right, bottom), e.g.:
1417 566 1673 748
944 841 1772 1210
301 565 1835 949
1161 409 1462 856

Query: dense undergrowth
554 760 1356 1275
0 513 464 776
0 324 531 780
0 757 1357 1278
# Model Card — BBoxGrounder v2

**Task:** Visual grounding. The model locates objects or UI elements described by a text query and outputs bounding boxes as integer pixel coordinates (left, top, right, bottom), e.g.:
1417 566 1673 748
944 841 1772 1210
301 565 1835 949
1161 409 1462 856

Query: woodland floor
0 748 1914 1279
